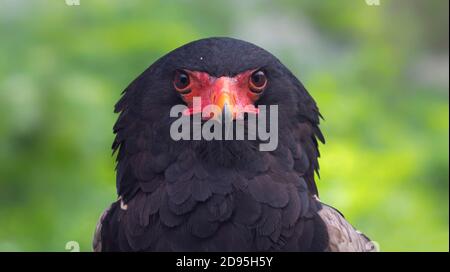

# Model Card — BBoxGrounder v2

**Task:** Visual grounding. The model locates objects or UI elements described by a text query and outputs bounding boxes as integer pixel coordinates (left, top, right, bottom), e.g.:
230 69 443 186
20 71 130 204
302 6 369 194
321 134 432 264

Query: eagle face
97 37 376 252
122 37 319 125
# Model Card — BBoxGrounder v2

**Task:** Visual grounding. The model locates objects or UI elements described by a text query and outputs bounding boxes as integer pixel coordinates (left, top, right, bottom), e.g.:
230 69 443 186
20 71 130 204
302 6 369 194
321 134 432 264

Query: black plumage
93 37 376 252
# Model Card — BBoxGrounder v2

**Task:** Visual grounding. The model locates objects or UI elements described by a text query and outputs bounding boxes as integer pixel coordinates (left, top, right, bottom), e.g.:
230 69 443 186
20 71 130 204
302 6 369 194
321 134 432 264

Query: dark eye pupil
251 71 266 88
179 74 188 85
175 71 190 90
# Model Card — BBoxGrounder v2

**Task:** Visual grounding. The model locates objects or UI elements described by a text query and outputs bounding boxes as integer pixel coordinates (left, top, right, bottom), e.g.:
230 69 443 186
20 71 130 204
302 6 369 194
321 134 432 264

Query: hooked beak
213 91 235 120
210 77 255 120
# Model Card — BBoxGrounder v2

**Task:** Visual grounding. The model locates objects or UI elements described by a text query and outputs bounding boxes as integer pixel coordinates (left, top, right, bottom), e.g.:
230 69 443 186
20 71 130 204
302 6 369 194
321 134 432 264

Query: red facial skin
174 69 264 120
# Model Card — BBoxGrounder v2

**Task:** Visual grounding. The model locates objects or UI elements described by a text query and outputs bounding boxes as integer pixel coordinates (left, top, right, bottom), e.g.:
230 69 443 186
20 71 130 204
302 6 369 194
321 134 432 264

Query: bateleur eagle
93 37 377 252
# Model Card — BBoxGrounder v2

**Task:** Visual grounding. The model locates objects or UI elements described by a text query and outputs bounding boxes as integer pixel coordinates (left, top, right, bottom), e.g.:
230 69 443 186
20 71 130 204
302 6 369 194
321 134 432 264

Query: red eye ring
249 70 267 93
173 70 191 94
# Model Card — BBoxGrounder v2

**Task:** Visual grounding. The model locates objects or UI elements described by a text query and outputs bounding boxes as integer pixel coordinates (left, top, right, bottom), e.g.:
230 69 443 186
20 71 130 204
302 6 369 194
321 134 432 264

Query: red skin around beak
180 70 260 119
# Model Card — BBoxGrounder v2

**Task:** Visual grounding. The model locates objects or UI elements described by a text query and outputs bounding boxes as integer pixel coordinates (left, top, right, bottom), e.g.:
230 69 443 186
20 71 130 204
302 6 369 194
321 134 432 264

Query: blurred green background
0 0 448 252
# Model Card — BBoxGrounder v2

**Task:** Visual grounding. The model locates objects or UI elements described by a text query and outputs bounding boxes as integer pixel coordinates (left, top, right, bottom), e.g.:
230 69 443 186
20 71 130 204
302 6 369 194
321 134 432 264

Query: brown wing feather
93 203 114 252
317 202 378 252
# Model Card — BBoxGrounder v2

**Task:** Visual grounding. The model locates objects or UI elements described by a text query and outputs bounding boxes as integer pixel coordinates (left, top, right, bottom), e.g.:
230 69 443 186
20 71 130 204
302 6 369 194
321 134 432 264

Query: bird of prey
93 37 377 252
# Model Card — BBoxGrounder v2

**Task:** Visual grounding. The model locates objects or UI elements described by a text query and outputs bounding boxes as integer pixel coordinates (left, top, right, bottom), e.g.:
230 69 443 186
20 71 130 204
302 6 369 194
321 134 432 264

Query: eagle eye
173 70 191 94
249 70 267 93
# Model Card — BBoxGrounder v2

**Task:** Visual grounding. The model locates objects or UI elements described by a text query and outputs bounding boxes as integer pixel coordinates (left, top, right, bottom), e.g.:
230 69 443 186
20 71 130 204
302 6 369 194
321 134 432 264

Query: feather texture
94 37 376 252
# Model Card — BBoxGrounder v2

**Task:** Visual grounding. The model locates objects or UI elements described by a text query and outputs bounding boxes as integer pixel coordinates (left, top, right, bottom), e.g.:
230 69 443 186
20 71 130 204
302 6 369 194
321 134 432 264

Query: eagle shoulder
93 205 110 252
316 201 378 252
93 198 126 252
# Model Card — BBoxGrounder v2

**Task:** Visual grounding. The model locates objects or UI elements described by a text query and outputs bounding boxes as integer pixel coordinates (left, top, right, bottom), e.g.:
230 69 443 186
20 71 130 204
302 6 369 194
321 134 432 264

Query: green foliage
0 0 448 251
